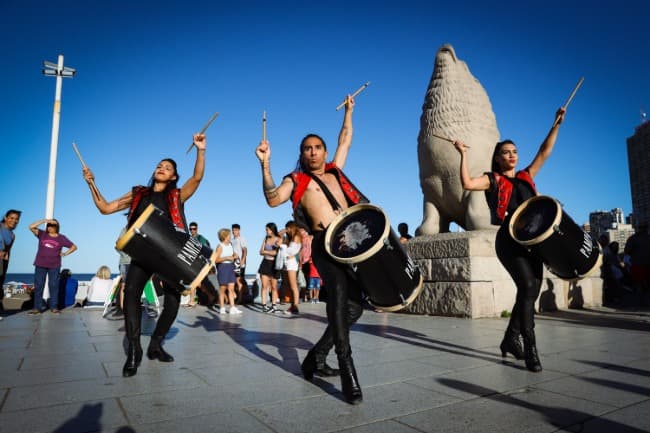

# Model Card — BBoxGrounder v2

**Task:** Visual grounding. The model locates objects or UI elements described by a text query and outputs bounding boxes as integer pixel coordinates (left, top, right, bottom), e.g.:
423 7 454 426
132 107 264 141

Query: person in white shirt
231 223 248 303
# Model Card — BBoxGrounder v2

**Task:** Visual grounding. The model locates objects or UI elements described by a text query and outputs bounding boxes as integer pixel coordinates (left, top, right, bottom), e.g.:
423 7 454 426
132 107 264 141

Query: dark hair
232 223 240 229
265 222 279 237
47 219 60 234
148 158 179 193
189 221 198 228
491 140 515 173
296 134 327 172
398 222 408 235
1 209 21 223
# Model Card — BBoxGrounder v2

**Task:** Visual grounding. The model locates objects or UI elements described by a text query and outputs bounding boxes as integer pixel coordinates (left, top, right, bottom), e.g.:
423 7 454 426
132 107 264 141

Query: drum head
325 204 390 264
115 204 158 251
509 196 561 246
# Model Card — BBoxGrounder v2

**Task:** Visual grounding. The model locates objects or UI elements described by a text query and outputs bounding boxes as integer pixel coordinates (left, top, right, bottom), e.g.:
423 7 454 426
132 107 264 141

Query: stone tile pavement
1 302 649 433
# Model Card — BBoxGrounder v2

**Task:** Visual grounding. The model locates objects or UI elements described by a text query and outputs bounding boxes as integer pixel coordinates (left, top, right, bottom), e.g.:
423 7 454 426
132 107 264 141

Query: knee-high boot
338 355 363 405
123 339 143 377
522 330 542 372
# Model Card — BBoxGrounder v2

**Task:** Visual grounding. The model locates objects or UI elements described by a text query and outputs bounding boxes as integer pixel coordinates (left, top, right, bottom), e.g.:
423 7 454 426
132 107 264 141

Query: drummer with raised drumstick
255 94 367 404
81 133 207 377
452 106 566 372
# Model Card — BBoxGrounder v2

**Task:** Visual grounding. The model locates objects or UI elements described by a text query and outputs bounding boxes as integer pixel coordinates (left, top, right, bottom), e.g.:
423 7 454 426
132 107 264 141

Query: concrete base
404 230 603 318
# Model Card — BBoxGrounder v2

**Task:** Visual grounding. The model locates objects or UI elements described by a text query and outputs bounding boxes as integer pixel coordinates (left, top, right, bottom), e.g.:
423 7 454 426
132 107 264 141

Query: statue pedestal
405 231 603 318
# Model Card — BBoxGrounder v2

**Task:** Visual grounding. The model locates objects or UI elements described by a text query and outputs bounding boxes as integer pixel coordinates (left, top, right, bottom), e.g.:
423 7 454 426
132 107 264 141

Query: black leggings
495 224 543 335
124 261 181 343
310 231 364 359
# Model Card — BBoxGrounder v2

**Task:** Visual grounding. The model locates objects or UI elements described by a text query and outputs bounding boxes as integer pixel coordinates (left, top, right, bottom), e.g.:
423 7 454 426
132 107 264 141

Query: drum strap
307 172 344 212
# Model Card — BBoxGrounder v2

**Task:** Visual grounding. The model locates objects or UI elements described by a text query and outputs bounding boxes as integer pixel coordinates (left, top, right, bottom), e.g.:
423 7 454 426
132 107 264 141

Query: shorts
308 277 321 289
217 262 236 285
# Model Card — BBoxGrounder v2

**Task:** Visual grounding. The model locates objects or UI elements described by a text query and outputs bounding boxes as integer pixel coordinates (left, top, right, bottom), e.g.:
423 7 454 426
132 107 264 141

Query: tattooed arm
255 140 293 207
332 94 354 170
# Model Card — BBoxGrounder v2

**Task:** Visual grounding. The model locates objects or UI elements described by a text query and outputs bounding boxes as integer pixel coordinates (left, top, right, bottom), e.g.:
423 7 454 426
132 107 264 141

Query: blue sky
2 1 648 274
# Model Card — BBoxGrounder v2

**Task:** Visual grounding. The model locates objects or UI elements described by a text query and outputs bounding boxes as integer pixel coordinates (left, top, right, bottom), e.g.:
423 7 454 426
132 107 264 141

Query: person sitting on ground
87 265 116 307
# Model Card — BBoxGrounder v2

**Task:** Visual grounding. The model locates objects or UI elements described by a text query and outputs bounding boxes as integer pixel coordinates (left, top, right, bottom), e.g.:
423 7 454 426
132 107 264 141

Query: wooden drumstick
72 141 87 167
336 81 370 110
185 111 219 154
73 141 102 199
262 110 267 141
431 133 471 148
553 77 584 127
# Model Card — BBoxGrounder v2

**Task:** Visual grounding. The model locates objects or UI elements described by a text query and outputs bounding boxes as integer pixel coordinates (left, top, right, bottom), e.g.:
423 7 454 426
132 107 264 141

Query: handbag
274 246 286 271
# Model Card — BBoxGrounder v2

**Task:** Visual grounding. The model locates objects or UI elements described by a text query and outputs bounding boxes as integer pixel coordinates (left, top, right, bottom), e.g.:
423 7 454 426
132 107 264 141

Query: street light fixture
41 54 75 219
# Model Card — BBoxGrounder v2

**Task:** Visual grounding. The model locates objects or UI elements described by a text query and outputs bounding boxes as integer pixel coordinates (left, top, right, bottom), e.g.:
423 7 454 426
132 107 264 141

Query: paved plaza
0 302 649 433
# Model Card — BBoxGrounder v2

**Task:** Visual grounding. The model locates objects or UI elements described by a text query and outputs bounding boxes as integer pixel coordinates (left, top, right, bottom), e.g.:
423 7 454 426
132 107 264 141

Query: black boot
338 355 363 405
500 330 524 360
123 340 143 377
147 336 174 362
522 331 542 372
301 350 340 380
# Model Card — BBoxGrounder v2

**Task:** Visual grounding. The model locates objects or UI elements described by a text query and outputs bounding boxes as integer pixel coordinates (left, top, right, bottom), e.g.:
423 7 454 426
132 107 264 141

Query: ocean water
4 273 106 285
4 273 259 285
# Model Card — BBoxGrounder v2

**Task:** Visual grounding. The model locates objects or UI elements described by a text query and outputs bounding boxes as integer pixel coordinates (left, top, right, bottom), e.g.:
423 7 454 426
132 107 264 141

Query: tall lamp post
42 54 76 219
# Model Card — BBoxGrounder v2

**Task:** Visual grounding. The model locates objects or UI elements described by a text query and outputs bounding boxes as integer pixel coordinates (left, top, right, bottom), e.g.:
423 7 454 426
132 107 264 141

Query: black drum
509 195 602 280
325 204 423 311
116 204 214 291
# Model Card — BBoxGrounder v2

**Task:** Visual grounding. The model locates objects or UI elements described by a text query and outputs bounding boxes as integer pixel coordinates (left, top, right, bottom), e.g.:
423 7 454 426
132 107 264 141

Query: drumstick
262 110 267 141
336 81 370 110
431 133 471 148
73 141 102 199
185 111 220 153
72 141 87 167
553 77 584 127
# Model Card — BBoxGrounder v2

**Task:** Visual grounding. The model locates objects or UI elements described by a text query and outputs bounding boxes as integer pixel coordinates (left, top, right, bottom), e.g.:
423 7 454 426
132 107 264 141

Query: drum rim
366 273 424 312
508 195 562 246
115 204 157 251
549 250 603 280
324 203 390 264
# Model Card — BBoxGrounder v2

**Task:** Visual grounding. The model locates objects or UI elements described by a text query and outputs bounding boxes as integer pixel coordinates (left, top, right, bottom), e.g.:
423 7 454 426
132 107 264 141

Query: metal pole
45 54 64 219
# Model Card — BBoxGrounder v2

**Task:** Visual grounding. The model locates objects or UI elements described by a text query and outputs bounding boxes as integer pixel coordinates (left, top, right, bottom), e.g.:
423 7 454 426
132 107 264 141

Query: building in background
627 119 650 229
589 208 634 246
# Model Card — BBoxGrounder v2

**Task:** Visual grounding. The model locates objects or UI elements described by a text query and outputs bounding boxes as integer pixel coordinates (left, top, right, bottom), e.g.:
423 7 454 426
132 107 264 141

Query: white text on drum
579 231 594 259
177 237 203 268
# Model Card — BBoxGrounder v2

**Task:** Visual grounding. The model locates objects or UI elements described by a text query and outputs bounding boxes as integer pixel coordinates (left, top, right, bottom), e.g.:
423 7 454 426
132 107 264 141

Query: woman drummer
82 133 206 377
453 107 565 372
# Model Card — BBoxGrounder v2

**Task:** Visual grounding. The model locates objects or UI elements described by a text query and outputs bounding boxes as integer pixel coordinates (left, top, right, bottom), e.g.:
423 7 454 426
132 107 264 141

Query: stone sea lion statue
416 44 500 235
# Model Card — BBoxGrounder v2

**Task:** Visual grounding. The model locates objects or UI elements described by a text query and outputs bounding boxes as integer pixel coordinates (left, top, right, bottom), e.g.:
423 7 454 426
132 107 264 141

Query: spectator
258 223 281 313
189 221 211 247
0 209 21 314
87 265 115 306
398 223 412 244
231 223 248 303
215 228 242 315
308 260 321 303
624 223 650 297
114 226 131 316
187 221 211 307
279 221 302 315
602 241 625 305
299 226 311 302
28 218 77 314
